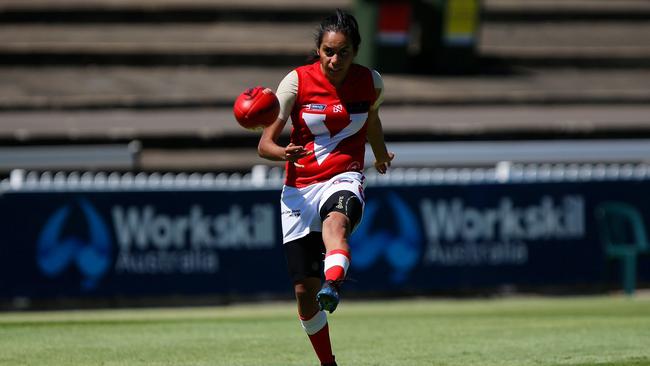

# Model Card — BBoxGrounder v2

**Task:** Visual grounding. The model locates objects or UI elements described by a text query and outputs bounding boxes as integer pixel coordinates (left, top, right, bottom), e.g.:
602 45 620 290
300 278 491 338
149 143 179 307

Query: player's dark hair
315 9 361 52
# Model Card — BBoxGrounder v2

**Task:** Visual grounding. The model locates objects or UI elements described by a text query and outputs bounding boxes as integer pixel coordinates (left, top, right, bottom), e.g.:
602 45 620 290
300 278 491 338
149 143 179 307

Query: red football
233 86 280 130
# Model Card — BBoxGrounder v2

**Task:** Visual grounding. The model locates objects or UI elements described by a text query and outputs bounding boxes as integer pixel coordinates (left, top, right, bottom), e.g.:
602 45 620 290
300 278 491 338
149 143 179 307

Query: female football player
257 9 394 366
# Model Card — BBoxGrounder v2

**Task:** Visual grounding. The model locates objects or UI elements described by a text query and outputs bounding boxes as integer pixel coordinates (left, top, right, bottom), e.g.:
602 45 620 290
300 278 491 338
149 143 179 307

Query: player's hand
284 143 313 168
374 151 395 174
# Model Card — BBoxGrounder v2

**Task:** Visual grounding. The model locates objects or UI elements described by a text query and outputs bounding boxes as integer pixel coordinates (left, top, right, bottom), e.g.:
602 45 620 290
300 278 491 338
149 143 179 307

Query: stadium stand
0 0 649 172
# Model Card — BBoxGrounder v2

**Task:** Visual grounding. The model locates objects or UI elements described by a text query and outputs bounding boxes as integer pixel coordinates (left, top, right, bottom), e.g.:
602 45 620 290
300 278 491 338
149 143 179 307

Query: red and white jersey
281 62 378 188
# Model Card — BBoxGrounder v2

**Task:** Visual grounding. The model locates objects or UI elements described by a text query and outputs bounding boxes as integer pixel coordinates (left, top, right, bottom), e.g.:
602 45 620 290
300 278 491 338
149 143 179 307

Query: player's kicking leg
317 241 350 313
316 212 350 313
318 188 362 313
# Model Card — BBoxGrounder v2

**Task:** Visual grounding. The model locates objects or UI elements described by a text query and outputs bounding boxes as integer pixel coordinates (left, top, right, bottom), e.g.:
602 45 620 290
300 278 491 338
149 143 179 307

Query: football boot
317 280 341 313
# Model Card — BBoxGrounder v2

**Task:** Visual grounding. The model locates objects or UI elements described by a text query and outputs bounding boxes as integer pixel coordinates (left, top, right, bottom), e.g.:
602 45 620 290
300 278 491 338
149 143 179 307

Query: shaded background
1 0 650 173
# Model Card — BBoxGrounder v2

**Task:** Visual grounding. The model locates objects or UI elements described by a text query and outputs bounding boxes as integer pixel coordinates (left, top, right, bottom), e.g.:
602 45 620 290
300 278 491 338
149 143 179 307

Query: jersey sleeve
371 69 384 111
276 70 298 121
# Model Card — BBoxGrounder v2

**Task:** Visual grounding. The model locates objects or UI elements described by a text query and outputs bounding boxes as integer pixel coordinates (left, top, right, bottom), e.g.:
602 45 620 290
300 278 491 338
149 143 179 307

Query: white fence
3 162 650 192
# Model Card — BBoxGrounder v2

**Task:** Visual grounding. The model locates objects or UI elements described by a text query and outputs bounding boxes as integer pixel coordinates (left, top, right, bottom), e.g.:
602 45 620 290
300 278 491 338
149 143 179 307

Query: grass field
1 295 649 366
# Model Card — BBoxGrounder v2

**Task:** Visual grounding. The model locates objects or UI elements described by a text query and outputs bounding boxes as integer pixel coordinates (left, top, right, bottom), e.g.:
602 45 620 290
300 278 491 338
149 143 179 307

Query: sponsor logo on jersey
336 196 345 210
333 104 344 113
282 209 301 217
304 104 327 111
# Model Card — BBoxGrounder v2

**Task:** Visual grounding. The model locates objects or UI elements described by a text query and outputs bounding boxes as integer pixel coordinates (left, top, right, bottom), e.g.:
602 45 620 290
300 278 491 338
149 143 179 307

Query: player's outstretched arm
258 118 311 165
257 117 287 161
366 109 394 174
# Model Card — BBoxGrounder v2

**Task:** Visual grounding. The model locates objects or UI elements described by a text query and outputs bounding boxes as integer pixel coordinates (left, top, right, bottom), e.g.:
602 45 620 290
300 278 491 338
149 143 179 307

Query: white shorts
280 171 366 244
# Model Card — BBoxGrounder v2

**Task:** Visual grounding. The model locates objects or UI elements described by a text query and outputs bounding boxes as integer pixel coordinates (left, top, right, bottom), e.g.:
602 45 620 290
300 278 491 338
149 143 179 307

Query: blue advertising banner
350 181 650 293
1 180 649 300
0 190 289 299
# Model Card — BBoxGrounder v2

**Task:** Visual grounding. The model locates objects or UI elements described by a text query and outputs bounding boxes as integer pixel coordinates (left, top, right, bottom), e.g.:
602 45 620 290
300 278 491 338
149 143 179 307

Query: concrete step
485 0 650 18
4 105 650 142
3 104 650 172
0 0 350 23
0 0 350 11
1 21 649 67
2 0 649 23
2 66 650 111
0 22 314 66
479 21 650 68
482 22 650 49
